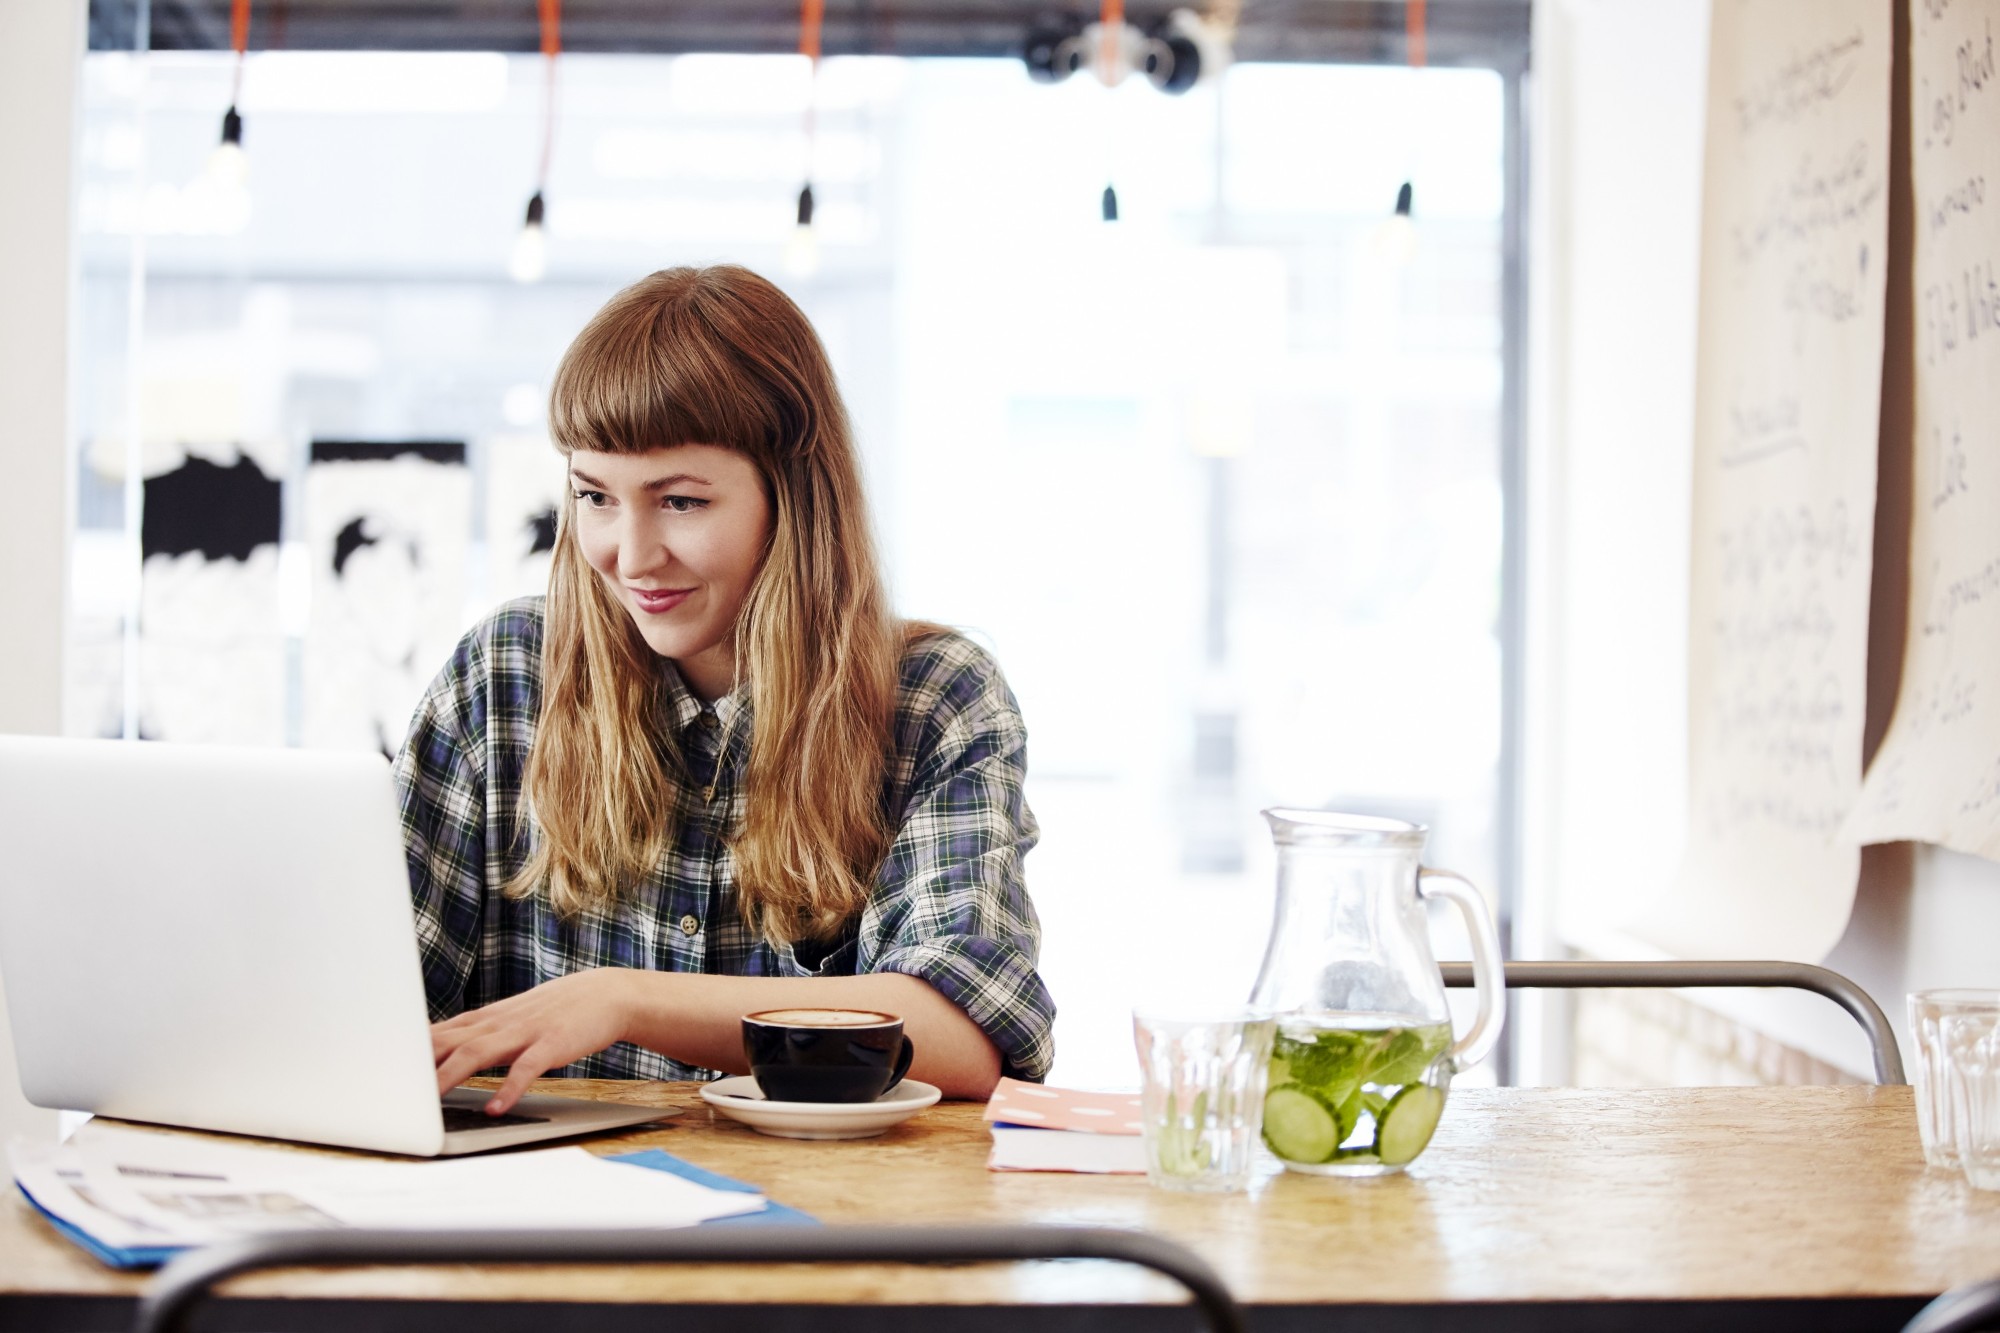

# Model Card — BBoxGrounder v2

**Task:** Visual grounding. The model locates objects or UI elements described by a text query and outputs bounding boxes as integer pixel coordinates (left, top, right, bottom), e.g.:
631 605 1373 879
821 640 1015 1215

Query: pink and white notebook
984 1078 1147 1174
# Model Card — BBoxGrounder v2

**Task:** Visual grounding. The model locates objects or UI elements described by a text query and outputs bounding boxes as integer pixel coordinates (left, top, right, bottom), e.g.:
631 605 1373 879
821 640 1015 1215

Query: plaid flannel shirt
393 597 1055 1083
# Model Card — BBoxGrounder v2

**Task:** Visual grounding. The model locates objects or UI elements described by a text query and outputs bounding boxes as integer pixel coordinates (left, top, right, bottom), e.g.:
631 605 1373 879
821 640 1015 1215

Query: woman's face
567 444 772 701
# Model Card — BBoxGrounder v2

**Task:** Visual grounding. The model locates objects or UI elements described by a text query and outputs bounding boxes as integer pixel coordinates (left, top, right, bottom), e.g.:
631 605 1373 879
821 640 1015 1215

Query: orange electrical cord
1407 0 1426 69
1099 0 1124 81
536 0 561 189
229 0 250 102
799 0 824 194
800 0 825 65
539 0 562 58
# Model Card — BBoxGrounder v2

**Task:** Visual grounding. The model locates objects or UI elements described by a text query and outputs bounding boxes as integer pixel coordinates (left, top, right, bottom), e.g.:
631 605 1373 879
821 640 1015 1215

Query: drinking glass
1909 989 2000 1170
1948 1014 2000 1191
1133 1008 1276 1193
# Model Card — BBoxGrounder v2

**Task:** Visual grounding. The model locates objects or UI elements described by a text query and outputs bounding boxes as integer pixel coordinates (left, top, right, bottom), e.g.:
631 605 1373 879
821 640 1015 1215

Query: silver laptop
0 736 676 1156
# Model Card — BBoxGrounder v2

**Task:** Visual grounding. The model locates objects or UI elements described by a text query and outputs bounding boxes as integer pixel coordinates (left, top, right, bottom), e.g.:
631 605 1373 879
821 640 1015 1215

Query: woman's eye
662 495 708 514
572 489 609 508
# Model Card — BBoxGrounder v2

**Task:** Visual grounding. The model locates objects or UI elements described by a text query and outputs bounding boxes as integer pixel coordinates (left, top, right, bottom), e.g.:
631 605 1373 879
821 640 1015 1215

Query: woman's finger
487 1047 558 1115
434 1033 529 1095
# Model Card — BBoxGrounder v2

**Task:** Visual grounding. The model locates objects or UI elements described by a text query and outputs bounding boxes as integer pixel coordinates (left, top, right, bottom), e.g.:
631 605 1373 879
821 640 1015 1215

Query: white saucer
700 1075 941 1140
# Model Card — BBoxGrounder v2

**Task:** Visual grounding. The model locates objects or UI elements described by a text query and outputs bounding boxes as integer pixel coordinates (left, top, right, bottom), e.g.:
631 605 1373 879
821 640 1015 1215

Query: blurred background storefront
52 0 1528 1091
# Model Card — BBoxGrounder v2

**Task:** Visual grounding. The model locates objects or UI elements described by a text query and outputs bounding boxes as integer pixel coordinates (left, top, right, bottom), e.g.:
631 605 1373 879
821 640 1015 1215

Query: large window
73 48 1509 1085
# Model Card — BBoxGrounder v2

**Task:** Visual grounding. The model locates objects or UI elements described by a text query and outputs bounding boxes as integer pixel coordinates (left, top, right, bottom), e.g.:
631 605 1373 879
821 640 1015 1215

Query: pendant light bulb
1101 183 1119 223
207 106 248 188
509 192 548 284
1372 179 1417 266
784 183 820 278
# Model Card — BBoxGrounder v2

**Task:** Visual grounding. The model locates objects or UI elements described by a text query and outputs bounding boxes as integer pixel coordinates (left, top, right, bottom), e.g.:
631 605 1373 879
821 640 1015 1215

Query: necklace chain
700 706 740 804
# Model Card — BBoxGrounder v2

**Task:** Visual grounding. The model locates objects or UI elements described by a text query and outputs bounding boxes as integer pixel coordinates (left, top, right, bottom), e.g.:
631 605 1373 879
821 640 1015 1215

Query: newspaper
13 1121 764 1253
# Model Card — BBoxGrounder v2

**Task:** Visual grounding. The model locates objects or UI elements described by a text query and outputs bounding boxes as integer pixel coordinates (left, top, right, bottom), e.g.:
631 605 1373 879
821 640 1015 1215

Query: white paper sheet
1844 4 2000 861
1655 0 1892 959
287 1148 765 1230
18 1123 762 1253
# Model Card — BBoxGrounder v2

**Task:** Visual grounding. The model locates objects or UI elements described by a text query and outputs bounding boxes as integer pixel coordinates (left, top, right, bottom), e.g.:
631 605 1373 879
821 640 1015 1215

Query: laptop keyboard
442 1104 553 1132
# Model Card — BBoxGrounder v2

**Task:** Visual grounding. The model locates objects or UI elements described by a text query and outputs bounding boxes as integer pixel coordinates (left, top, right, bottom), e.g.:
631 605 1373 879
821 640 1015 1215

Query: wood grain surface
7 1082 2000 1310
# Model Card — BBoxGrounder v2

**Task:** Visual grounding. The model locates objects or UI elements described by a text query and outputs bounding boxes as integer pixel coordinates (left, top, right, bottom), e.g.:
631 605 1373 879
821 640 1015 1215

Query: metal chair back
133 1223 1246 1333
1440 958 1904 1084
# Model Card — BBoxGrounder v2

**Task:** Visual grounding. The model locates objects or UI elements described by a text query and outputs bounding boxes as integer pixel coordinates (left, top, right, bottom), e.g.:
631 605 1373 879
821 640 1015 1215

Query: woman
396 266 1053 1115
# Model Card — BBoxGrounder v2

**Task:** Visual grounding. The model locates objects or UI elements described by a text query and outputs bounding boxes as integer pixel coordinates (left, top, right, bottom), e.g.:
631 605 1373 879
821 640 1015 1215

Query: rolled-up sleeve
860 637 1056 1082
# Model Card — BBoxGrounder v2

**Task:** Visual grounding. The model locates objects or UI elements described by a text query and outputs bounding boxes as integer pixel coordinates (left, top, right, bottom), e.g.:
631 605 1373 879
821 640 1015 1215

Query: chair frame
1440 958 1905 1084
1904 1276 2000 1333
132 1223 1246 1333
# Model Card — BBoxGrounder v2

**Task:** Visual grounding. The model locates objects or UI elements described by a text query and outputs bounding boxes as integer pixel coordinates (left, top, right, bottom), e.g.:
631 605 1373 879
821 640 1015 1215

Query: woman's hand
431 969 639 1114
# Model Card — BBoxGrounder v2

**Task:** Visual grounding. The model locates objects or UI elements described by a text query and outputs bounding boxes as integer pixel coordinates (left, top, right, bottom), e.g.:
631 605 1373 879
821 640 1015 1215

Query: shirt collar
658 660 750 736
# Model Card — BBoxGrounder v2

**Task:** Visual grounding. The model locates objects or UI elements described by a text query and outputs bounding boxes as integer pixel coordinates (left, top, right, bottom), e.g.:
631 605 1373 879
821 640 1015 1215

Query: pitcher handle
1417 867 1506 1072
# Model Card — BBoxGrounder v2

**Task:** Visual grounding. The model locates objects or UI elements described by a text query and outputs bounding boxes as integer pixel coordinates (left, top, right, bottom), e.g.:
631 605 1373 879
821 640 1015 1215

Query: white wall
1529 0 2000 1079
0 0 84 1141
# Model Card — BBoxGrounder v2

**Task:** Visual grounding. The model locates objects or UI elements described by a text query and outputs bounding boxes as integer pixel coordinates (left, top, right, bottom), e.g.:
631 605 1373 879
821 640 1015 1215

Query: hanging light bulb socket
784 184 821 278
1102 184 1119 222
1372 180 1418 267
510 191 549 284
205 104 250 189
207 0 253 190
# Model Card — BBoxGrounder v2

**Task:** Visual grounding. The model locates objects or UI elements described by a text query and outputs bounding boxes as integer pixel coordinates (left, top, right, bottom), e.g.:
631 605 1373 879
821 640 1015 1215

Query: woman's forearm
614 971 1003 1100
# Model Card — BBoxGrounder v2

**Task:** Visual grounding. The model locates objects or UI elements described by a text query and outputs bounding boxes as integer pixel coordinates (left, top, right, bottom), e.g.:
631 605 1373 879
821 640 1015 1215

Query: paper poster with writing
1651 0 1891 959
1846 2 2000 860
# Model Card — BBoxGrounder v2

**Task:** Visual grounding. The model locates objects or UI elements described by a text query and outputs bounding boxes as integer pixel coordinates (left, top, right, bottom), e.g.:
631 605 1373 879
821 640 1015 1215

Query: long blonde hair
513 265 909 946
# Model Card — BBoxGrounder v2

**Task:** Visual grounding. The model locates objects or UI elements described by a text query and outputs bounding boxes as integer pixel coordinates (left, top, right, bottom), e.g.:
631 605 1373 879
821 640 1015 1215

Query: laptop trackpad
441 1103 552 1132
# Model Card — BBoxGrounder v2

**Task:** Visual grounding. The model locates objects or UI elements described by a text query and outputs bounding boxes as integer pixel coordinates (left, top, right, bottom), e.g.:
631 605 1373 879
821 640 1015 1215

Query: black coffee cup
741 1008 916 1104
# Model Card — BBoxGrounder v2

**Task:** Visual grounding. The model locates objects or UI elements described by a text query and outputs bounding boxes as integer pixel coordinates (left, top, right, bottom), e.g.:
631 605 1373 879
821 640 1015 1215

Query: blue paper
17 1187 181 1270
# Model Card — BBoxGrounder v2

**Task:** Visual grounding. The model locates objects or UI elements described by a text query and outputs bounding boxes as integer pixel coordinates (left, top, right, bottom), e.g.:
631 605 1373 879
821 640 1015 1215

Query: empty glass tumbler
1908 989 2000 1171
1133 1009 1277 1193
1943 1010 2000 1192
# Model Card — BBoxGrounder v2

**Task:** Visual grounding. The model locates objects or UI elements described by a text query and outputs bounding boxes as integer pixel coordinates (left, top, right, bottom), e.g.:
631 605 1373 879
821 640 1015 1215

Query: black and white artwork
301 441 471 755
137 452 286 743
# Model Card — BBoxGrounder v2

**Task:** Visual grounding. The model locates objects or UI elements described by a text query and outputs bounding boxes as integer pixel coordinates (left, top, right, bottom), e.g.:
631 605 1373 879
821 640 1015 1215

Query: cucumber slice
1263 1086 1339 1163
1376 1084 1446 1166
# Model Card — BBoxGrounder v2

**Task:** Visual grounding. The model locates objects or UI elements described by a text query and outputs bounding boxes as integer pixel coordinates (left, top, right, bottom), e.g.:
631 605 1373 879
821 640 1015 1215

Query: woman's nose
614 514 669 580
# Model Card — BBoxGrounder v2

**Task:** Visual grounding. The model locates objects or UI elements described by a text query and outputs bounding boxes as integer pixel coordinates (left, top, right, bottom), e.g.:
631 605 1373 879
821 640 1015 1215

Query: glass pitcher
1249 809 1504 1175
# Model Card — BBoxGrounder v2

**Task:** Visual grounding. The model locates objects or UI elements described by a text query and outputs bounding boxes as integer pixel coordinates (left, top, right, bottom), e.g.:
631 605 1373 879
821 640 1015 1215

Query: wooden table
7 1081 2000 1331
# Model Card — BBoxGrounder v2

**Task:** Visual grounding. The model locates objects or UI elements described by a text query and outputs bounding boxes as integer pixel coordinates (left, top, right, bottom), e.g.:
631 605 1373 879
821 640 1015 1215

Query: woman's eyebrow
569 467 714 491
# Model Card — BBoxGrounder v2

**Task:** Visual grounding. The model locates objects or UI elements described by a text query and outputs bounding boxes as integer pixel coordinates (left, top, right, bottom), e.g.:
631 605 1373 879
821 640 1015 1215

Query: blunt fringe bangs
547 267 815 471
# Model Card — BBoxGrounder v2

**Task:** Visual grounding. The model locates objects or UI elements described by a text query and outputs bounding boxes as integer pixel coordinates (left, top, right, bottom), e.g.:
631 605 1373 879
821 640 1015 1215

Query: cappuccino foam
748 1008 896 1027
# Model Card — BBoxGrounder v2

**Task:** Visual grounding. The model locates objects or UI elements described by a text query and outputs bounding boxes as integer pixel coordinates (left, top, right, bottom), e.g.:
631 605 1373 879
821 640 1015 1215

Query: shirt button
679 914 700 936
697 711 719 730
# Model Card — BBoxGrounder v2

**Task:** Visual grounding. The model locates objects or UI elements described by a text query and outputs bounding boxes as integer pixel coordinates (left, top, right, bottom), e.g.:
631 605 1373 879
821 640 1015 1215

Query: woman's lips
630 587 693 615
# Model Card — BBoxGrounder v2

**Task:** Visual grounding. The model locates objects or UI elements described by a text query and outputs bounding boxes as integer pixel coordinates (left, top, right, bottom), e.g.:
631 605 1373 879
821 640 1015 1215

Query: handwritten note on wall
1846 0 2000 860
1648 0 1891 960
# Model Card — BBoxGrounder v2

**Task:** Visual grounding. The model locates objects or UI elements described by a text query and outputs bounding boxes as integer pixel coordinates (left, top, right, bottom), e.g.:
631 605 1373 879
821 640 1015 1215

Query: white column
0 0 86 1141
